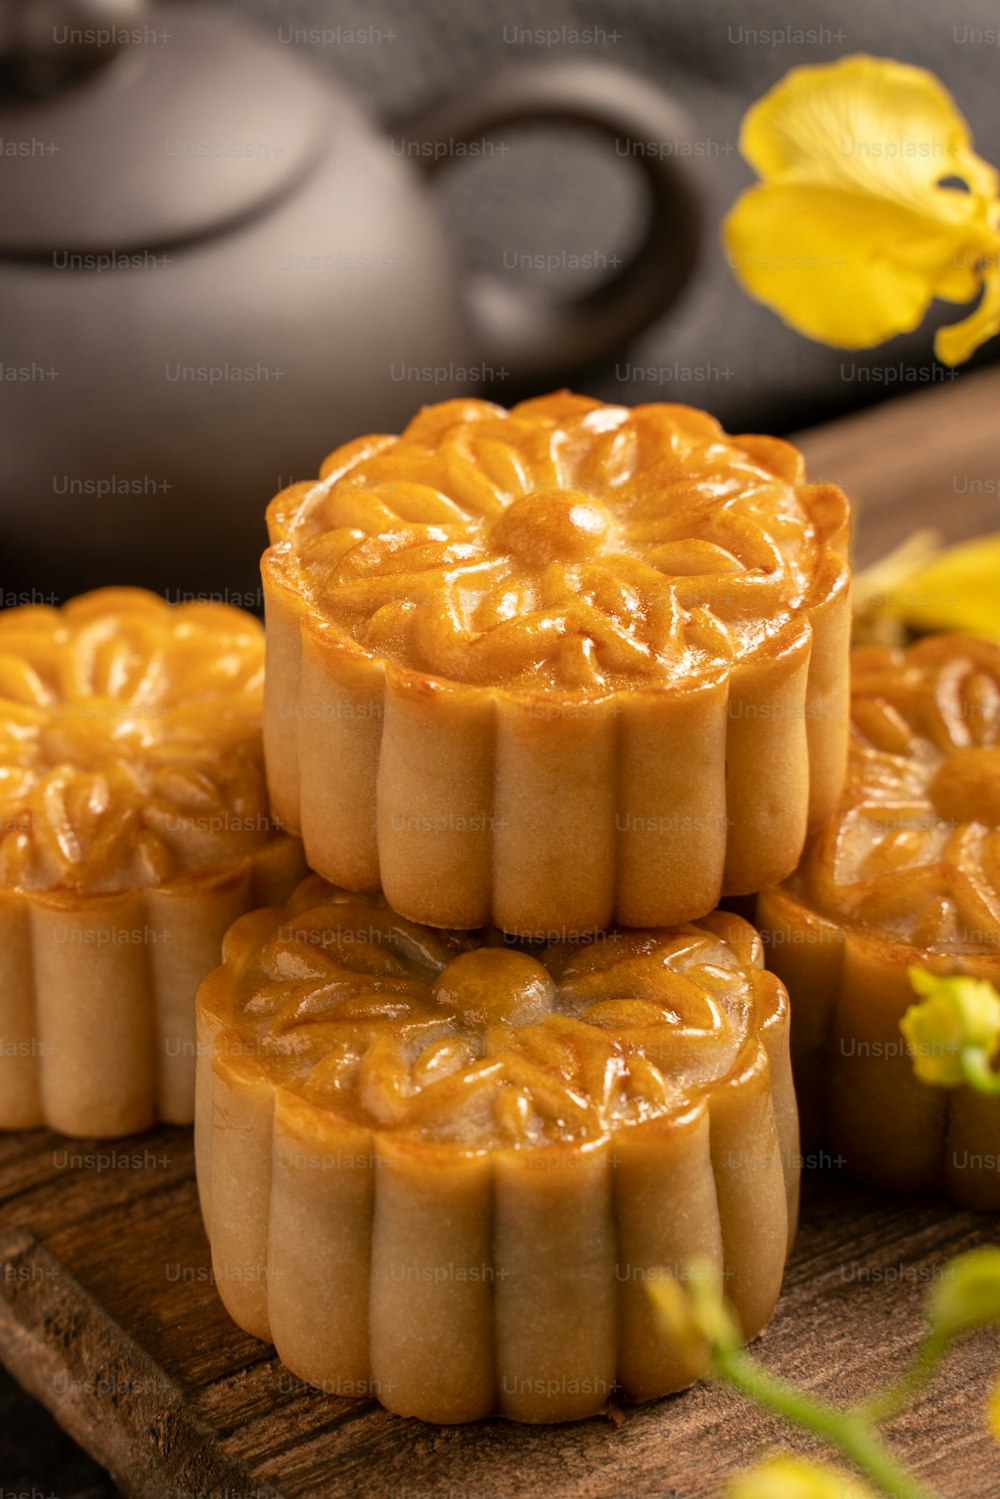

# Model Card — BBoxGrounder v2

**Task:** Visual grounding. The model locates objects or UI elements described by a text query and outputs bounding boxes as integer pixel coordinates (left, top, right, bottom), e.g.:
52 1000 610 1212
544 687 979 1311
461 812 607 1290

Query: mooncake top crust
216 875 785 1152
265 392 848 698
0 589 277 894
784 634 1000 953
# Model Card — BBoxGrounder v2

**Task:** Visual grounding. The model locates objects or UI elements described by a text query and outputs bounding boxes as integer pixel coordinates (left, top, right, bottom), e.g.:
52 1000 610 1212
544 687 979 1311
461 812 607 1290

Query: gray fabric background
210 0 1000 431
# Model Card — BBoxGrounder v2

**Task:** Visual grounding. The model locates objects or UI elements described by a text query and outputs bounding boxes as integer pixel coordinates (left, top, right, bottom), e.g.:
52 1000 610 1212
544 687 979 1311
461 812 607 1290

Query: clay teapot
0 1 702 603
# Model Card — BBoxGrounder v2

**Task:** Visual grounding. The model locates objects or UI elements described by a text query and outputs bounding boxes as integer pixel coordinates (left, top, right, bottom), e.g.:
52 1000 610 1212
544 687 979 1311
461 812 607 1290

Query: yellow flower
854 532 1000 644
901 967 1000 1087
725 1454 878 1499
929 1247 1000 1339
647 1256 740 1378
988 1369 1000 1443
724 55 1000 365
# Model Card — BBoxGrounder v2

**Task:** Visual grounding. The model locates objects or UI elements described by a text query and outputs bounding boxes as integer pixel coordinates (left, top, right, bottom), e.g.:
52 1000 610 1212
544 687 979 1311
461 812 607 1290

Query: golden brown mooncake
262 391 851 937
195 876 799 1424
758 634 1000 1208
0 589 306 1137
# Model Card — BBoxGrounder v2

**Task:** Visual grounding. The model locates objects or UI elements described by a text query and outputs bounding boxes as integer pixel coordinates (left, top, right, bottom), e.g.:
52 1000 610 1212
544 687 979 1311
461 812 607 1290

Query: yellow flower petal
901 996 967 1086
909 968 1000 1054
725 182 978 347
739 56 997 201
929 1247 1000 1339
988 1369 1000 1443
646 1274 711 1380
725 1454 878 1499
646 1256 741 1378
865 530 1000 640
936 259 1000 365
902 968 1000 1088
724 55 1000 357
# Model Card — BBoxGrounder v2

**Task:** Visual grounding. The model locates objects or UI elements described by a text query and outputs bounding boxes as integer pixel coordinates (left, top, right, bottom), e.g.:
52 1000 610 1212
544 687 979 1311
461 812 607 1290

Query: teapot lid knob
0 0 147 93
0 6 342 253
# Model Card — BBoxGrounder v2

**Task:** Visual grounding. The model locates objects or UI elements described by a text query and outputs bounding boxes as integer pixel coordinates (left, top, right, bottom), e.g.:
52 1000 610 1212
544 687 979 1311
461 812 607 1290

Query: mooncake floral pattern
0 590 273 893
231 879 768 1148
788 635 1000 951
273 392 849 692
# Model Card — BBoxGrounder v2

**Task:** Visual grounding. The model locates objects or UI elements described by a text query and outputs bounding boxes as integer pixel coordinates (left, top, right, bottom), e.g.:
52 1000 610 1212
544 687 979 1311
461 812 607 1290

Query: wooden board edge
0 1226 282 1499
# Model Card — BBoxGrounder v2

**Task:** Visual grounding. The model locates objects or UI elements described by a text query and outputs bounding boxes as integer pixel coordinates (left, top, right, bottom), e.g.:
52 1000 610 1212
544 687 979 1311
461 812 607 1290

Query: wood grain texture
1 1130 998 1499
2 369 1000 1497
797 365 1000 569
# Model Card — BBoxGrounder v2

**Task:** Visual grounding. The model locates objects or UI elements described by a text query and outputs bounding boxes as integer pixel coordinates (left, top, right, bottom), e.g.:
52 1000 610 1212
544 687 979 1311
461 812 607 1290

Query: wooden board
3 366 1000 1498
797 364 1000 569
2 1131 999 1499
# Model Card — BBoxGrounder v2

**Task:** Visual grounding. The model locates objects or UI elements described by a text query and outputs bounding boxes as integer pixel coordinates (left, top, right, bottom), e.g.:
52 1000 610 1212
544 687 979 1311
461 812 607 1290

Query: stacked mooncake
15 394 1000 1422
196 392 854 1421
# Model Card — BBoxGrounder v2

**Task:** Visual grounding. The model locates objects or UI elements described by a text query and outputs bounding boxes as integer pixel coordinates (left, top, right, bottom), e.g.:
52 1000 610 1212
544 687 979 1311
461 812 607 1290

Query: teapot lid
0 6 335 253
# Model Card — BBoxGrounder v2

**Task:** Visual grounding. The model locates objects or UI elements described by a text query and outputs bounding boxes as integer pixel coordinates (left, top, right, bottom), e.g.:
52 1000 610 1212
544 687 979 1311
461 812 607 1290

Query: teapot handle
394 60 703 386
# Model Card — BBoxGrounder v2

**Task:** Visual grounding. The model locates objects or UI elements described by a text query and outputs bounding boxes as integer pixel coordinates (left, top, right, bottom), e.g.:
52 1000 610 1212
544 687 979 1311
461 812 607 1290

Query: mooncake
262 392 851 936
196 876 799 1423
0 589 305 1136
758 635 1000 1207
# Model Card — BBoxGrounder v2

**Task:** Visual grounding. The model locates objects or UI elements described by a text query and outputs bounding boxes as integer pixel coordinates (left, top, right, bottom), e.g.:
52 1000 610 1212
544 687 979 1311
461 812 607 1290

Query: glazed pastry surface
0 589 273 893
262 394 852 934
232 884 762 1145
0 590 306 1136
786 635 1000 950
270 392 845 693
759 635 1000 1208
197 877 800 1423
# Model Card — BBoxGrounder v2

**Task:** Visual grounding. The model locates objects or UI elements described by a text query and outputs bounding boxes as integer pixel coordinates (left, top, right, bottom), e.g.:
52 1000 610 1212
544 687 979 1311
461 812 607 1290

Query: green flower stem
714 1346 936 1499
855 1330 949 1425
961 1047 1000 1094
